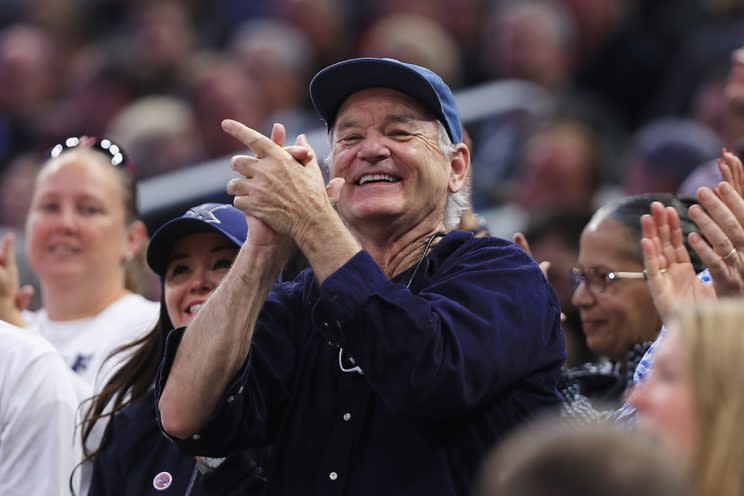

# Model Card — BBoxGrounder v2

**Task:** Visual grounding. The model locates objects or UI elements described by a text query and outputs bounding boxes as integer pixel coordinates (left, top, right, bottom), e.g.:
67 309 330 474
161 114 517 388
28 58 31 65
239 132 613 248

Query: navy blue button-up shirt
156 231 565 495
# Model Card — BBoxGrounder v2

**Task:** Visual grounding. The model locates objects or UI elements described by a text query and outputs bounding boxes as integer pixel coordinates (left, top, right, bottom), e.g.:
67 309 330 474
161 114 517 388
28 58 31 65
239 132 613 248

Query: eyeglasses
570 266 647 294
49 136 134 172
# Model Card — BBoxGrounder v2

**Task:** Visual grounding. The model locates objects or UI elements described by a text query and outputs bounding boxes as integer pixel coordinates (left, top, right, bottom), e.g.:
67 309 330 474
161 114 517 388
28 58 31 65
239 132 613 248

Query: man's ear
448 143 470 193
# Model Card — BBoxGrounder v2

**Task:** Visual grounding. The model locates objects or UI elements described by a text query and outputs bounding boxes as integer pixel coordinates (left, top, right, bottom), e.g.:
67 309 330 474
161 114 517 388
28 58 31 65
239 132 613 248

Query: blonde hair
676 299 744 496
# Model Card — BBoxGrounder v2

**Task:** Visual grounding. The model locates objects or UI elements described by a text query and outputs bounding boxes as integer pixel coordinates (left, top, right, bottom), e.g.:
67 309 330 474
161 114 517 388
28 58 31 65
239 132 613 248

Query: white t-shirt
0 320 87 496
26 294 160 392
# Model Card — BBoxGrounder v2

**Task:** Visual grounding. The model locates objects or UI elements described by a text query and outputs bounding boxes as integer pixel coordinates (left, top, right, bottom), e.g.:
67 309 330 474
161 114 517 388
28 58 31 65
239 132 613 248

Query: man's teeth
188 304 203 314
357 174 400 186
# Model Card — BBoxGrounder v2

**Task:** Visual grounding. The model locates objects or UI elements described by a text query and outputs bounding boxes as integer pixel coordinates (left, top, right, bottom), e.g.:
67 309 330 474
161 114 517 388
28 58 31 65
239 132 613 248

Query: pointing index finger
222 119 289 160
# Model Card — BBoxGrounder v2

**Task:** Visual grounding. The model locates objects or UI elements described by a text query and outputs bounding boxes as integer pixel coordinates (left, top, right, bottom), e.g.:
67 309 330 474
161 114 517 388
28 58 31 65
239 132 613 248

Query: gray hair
323 121 469 230
438 123 470 230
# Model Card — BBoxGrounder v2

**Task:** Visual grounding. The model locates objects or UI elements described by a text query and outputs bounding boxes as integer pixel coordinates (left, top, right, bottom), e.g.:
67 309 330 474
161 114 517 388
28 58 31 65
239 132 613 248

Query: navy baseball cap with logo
147 203 248 276
309 57 463 144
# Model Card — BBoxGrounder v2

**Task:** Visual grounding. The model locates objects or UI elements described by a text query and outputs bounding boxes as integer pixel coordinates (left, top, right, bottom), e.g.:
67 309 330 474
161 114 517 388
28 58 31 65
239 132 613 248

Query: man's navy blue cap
147 203 247 276
309 57 463 144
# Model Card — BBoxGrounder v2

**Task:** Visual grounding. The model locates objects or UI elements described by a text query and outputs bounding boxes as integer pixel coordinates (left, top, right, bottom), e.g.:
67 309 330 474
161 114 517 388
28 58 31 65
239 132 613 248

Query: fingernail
724 147 729 156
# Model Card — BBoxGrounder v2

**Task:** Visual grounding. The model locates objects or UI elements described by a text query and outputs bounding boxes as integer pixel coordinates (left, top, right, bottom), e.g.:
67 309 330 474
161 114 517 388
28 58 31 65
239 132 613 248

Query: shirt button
329 472 338 481
343 413 351 421
192 434 201 440
238 385 244 394
227 395 234 403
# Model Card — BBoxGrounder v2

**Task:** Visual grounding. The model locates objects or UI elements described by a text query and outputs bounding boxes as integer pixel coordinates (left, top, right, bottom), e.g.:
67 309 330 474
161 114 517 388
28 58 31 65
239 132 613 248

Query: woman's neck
41 277 130 321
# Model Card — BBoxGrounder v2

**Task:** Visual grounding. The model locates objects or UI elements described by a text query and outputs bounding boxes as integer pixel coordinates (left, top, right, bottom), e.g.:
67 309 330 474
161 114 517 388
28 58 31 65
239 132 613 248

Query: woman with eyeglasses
564 193 705 408
82 202 266 496
0 137 158 392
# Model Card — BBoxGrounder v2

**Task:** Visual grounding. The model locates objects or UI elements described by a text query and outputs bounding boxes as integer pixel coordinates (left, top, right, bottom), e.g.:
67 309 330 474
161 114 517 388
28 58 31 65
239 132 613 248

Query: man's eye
341 135 361 143
390 130 411 137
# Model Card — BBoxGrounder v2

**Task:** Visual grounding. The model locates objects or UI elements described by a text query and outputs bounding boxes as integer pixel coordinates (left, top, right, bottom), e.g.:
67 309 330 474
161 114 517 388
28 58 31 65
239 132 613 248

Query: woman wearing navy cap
82 202 266 496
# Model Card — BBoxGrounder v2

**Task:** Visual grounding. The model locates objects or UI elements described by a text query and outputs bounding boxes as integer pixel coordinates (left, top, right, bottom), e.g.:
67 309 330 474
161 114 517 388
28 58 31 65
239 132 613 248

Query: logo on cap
186 203 232 224
153 471 173 490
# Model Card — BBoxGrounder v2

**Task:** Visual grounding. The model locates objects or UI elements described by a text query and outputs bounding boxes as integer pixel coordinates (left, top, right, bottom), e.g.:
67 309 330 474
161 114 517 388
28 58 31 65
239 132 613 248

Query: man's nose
357 135 391 163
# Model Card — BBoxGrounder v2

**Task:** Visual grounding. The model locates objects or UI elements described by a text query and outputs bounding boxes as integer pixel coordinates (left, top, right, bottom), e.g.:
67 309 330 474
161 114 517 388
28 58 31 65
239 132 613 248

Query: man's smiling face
329 87 454 231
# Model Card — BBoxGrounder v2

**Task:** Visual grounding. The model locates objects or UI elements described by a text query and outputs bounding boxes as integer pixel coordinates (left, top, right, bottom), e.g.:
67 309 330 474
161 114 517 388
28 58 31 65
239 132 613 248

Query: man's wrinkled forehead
332 87 439 132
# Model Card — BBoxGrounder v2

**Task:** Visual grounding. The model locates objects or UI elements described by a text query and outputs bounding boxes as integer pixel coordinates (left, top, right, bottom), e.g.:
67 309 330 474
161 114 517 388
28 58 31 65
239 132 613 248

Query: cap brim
310 58 444 131
147 218 244 276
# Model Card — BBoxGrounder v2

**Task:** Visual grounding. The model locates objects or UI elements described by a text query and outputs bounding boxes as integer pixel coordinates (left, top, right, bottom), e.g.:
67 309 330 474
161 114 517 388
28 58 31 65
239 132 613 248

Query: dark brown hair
70 297 171 495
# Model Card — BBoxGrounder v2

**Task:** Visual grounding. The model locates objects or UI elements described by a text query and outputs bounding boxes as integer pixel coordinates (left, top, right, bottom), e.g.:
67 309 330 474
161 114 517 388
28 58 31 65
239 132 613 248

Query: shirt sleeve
0 351 81 496
155 280 305 456
312 238 565 420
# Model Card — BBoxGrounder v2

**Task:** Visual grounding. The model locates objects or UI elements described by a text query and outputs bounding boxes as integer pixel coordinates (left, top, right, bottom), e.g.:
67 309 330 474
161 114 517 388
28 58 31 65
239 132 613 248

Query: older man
157 58 565 495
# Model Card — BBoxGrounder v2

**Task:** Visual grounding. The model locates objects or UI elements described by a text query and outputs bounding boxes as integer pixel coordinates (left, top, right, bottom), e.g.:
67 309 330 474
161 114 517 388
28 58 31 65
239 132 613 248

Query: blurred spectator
22 0 85 57
0 153 42 228
677 159 724 197
724 45 744 150
273 0 348 70
0 24 58 115
479 111 606 238
358 13 461 86
0 24 59 166
477 420 689 496
438 0 487 85
690 67 730 139
481 0 576 95
229 18 318 138
0 320 86 496
40 46 137 147
106 95 206 179
561 0 670 130
569 194 703 407
624 118 721 195
187 54 266 158
652 16 744 127
0 140 159 388
120 0 197 96
631 300 744 496
521 208 594 366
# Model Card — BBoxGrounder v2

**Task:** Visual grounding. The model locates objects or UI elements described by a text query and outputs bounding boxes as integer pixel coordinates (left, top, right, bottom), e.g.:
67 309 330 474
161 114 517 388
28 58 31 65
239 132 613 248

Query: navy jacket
156 231 566 495
89 389 266 495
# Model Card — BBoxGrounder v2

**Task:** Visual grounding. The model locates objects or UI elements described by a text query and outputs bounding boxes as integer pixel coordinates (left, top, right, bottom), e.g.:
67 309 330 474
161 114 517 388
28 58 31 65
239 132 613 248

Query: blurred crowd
1 0 743 229
2 1 744 495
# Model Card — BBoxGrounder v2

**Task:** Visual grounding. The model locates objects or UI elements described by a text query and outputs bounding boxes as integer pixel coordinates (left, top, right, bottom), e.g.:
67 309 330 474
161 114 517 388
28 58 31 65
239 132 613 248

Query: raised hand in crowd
640 202 715 324
640 151 744 324
0 232 33 327
687 151 744 297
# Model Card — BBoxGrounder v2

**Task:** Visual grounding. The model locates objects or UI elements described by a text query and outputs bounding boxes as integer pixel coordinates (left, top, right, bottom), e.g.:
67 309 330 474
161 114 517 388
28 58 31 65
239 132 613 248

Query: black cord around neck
406 232 446 288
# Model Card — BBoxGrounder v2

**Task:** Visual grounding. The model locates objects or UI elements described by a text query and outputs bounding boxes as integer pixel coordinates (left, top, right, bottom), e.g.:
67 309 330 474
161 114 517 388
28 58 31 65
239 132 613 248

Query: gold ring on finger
722 248 738 262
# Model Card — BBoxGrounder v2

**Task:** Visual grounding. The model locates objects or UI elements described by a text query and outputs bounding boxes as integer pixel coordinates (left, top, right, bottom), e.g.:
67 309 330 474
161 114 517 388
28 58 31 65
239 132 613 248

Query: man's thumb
326 178 345 206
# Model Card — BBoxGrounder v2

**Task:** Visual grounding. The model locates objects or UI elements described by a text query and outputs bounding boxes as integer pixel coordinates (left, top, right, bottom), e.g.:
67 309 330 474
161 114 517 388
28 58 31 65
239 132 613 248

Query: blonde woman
0 136 158 391
631 300 744 496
